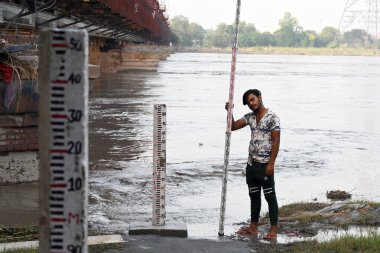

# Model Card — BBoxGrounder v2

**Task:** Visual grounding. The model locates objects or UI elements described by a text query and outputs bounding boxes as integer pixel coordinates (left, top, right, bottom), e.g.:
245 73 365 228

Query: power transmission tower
337 0 379 44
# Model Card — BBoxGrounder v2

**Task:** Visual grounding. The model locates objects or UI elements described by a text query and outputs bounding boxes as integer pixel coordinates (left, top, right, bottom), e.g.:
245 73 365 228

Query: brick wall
0 114 38 152
0 126 38 152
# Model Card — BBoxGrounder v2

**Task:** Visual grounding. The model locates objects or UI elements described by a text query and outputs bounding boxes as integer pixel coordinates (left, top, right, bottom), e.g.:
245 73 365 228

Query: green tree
211 23 234 48
239 22 257 34
203 29 215 47
260 32 276 46
239 22 256 47
343 29 370 47
170 14 347 49
274 12 305 47
298 31 310 47
170 16 206 46
238 22 261 47
304 30 317 47
188 22 206 46
170 31 179 45
315 26 339 47
170 16 192 46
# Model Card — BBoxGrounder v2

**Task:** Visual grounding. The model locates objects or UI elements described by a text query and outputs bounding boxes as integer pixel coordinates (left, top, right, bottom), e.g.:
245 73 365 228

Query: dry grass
278 202 329 218
290 232 380 253
0 225 38 243
0 51 38 94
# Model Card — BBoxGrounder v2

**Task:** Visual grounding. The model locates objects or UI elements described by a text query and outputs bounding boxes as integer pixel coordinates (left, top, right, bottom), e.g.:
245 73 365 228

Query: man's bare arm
225 102 246 131
265 130 280 176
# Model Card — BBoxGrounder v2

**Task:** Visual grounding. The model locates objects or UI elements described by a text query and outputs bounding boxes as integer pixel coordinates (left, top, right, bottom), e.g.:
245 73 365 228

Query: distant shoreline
176 46 380 56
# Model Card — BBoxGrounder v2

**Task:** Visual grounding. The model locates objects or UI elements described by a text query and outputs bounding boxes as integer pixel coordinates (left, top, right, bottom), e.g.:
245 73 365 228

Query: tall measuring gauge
219 0 241 236
39 29 89 253
152 104 167 226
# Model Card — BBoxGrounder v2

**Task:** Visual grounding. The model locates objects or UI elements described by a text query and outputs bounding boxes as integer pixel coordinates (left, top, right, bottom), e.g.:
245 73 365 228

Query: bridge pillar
99 49 123 73
97 44 174 73
121 45 163 72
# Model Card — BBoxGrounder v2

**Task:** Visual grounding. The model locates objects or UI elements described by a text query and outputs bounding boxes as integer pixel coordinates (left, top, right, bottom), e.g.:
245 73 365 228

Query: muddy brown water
0 182 39 227
1 53 380 241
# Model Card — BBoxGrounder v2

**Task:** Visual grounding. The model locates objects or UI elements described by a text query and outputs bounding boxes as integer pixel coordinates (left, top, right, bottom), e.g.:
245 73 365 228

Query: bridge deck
0 0 170 44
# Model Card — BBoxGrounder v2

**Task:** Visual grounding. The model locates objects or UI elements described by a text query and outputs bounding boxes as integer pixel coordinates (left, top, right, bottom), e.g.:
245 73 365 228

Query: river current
0 52 379 239
88 53 380 237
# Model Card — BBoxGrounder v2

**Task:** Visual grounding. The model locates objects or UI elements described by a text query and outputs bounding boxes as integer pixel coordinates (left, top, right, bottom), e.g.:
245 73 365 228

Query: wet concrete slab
118 235 251 253
0 234 258 253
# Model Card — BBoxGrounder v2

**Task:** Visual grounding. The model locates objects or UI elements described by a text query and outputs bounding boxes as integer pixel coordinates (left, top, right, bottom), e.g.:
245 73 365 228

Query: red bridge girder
98 0 170 42
1 0 171 44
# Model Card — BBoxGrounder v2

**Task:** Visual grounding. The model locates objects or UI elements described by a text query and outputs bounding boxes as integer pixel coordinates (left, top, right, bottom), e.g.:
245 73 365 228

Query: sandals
237 226 277 239
237 226 258 235
263 232 277 239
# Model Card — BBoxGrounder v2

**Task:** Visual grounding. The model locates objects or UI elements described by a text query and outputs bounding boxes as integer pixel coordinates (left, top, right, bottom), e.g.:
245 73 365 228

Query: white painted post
39 29 89 253
152 104 167 226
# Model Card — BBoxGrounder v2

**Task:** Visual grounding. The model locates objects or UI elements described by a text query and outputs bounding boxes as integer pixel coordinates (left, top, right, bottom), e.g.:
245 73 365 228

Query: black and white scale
38 29 89 252
152 104 167 226
129 104 187 237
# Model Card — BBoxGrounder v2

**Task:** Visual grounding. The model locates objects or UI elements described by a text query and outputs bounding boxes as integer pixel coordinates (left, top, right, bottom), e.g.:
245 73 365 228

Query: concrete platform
0 234 124 252
115 235 252 253
129 222 188 237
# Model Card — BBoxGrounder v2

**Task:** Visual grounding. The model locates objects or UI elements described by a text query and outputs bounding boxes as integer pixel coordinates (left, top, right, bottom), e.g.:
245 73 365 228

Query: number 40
68 73 81 84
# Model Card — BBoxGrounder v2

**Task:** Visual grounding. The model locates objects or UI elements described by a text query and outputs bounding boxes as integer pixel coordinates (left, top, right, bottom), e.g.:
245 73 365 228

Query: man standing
225 89 280 239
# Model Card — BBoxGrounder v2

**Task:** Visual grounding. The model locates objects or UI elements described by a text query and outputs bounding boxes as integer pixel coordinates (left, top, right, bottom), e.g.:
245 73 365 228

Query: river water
88 53 380 237
1 52 379 239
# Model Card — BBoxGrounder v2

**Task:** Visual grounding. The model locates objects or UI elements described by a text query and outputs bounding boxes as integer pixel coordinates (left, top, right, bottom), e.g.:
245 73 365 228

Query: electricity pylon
336 0 379 44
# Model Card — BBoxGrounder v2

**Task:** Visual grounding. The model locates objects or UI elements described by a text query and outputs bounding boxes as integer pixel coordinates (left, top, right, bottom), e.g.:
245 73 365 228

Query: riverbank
177 46 380 56
1 201 379 252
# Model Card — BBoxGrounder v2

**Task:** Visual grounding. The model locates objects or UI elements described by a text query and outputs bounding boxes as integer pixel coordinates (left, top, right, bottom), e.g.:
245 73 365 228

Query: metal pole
218 0 241 236
39 29 89 253
335 0 350 44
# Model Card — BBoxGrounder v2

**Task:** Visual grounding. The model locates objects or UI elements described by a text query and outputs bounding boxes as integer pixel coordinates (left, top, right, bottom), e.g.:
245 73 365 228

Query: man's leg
249 181 262 225
240 163 262 234
262 174 278 236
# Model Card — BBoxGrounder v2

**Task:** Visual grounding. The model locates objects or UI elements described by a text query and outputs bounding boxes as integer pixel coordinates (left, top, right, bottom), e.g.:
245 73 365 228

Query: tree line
170 12 380 49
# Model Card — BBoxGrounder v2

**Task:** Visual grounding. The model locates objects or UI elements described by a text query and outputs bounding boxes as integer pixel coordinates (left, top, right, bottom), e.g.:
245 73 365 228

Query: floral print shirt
242 110 280 164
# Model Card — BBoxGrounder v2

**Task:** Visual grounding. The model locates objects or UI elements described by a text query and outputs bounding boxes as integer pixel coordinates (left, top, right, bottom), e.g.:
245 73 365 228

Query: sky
163 0 348 33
